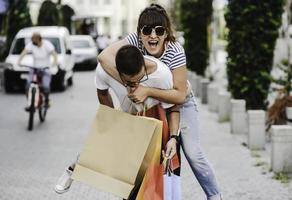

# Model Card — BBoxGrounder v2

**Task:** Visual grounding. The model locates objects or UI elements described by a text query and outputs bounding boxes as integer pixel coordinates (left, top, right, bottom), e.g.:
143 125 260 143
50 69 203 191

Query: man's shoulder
42 40 54 47
144 56 165 66
144 56 172 87
96 64 119 81
25 42 33 50
145 56 169 72
96 64 108 77
42 40 51 44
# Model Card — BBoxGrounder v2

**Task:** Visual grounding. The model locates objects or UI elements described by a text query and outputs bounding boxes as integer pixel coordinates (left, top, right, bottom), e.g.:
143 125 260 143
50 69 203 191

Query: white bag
163 158 181 200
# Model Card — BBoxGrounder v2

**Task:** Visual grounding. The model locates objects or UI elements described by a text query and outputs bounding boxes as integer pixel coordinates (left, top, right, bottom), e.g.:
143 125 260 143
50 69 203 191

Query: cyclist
17 32 57 109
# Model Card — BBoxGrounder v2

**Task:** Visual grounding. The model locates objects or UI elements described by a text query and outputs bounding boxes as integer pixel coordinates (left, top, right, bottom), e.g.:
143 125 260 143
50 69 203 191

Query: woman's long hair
137 4 175 42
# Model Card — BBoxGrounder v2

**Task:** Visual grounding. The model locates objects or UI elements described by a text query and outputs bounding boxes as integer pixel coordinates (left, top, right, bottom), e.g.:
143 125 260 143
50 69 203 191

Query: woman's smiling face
137 5 175 58
140 25 167 57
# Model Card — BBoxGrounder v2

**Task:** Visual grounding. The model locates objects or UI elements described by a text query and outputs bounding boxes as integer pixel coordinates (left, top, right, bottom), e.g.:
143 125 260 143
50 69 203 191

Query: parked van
3 26 74 92
70 35 98 70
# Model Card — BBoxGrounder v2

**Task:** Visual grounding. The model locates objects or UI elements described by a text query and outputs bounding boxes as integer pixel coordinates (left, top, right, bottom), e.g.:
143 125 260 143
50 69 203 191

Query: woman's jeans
180 93 221 200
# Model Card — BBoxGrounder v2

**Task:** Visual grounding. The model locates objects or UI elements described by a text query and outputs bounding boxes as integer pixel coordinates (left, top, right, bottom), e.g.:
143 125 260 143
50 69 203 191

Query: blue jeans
180 93 221 200
26 68 51 94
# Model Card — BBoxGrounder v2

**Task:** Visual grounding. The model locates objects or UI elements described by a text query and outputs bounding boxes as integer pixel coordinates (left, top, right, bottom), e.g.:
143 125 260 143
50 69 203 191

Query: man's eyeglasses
141 25 166 36
119 66 148 88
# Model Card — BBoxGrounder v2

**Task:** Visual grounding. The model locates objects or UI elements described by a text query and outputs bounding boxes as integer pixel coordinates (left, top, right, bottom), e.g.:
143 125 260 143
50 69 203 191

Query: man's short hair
115 45 145 76
31 32 42 41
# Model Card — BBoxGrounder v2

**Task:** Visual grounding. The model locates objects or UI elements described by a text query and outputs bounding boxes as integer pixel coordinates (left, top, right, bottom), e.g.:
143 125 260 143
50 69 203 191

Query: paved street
0 71 292 200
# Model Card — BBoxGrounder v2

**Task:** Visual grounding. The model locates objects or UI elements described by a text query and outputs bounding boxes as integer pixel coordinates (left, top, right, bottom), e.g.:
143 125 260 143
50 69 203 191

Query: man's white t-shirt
95 56 173 113
25 40 55 69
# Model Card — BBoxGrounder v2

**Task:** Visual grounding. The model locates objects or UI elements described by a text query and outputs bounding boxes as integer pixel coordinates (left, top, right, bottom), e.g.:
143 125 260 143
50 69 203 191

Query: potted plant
267 0 292 129
266 58 292 129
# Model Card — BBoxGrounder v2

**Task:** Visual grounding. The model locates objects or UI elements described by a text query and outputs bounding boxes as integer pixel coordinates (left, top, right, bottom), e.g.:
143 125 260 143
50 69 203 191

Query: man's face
119 66 148 90
31 37 40 46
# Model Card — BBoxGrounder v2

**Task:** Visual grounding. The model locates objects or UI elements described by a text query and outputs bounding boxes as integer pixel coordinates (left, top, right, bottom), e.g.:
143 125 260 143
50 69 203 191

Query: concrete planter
195 75 202 97
218 91 231 122
230 99 247 134
0 68 3 91
187 71 195 81
207 84 219 112
271 125 292 173
200 78 209 104
286 107 292 126
247 110 265 150
188 72 197 95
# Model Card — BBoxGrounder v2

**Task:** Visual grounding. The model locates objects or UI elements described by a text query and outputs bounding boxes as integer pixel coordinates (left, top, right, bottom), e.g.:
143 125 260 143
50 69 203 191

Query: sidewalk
181 97 292 199
1 70 291 200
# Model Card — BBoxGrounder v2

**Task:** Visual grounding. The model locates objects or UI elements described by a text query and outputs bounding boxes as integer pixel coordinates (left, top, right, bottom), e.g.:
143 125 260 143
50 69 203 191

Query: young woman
98 4 222 200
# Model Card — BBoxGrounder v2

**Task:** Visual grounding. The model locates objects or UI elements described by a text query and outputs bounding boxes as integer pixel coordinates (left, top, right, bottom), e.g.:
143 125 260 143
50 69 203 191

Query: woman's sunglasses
141 26 166 36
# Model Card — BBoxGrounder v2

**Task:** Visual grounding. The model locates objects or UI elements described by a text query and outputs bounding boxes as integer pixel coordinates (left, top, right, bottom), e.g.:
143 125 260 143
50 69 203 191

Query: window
76 0 83 5
90 0 98 5
104 0 111 5
11 38 25 54
122 19 127 36
44 38 61 53
71 40 91 48
11 37 61 54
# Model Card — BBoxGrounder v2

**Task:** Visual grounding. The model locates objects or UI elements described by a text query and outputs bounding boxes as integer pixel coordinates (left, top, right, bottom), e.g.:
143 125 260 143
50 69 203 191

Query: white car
70 35 98 70
3 26 74 92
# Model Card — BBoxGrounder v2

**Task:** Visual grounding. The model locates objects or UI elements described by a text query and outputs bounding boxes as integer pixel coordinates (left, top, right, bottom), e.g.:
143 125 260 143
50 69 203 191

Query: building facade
28 0 156 40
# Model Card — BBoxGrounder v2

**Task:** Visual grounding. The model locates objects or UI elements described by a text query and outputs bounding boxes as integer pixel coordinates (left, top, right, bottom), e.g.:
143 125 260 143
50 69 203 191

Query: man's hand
128 85 149 104
164 138 177 159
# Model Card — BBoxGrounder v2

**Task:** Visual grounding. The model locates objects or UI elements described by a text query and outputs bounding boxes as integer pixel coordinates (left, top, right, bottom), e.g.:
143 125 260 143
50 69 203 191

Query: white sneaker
54 168 73 194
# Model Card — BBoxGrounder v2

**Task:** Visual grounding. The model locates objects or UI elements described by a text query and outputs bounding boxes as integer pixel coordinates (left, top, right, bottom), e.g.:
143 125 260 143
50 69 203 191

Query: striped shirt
126 32 186 70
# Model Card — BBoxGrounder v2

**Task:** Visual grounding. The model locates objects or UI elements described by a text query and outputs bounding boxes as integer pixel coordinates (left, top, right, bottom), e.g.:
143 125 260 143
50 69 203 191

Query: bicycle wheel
28 88 36 131
39 95 47 122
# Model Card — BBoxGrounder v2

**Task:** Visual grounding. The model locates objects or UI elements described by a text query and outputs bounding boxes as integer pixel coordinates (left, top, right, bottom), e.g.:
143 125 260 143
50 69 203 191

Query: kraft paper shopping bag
72 104 163 199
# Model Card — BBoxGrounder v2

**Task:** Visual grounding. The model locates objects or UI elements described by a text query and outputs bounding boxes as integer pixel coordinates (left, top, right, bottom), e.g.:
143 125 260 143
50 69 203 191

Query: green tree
60 5 75 33
1 0 32 60
225 0 284 109
37 0 59 26
37 1 74 32
180 0 212 76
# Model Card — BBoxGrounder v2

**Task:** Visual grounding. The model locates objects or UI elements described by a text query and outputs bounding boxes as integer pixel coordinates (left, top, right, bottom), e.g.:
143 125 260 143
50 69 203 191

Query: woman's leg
180 96 221 200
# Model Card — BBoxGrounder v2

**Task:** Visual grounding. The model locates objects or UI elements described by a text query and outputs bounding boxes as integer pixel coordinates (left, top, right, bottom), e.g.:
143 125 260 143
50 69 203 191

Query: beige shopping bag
72 104 163 199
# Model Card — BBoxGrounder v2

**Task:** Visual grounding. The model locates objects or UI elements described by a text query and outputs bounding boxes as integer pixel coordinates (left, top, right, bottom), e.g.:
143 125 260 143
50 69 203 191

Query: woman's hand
164 138 177 159
128 85 149 103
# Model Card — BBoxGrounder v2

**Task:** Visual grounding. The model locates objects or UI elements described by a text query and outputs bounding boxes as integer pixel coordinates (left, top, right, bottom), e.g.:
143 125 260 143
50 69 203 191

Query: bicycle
24 65 49 131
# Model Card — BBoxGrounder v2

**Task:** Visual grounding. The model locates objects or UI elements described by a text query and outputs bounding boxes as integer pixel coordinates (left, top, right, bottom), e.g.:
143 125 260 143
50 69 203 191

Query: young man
18 32 57 107
55 45 180 195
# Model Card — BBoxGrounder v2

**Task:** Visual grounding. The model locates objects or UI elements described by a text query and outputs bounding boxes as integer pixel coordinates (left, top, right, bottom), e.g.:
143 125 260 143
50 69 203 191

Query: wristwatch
170 134 179 143
170 129 180 143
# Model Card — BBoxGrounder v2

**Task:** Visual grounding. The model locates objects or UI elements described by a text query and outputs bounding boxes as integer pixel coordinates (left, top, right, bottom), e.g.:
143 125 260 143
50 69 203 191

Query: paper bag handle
119 96 147 116
163 157 173 176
